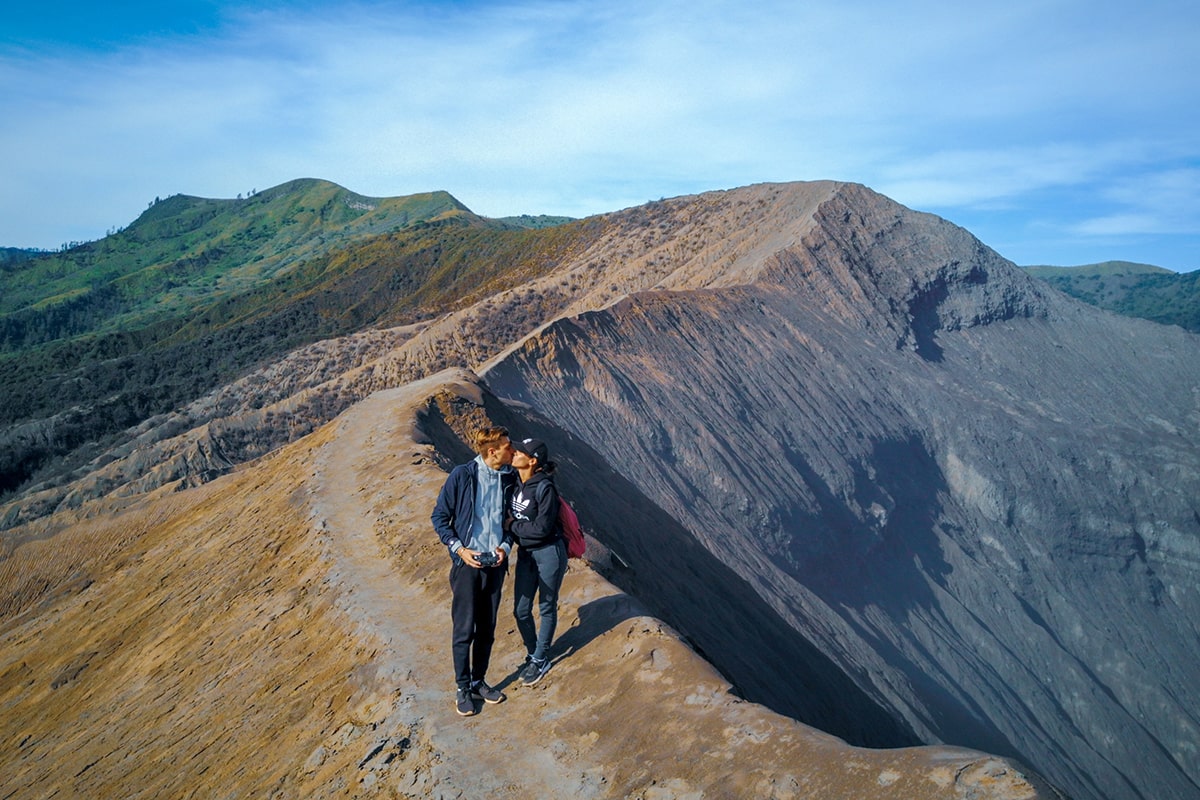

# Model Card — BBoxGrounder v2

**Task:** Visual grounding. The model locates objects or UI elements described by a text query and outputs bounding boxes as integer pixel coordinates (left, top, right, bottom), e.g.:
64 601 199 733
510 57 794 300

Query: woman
506 436 566 686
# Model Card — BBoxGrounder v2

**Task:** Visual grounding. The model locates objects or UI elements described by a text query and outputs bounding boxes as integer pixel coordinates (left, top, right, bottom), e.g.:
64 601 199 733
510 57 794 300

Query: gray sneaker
520 657 551 686
455 687 476 716
471 680 506 704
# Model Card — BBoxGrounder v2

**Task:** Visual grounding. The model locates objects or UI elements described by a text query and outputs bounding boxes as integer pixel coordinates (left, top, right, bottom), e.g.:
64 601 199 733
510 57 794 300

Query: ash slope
484 184 1200 800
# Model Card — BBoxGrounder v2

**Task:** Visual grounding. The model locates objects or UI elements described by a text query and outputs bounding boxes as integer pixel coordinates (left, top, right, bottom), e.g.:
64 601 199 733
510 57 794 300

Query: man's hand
458 547 505 568
458 547 483 568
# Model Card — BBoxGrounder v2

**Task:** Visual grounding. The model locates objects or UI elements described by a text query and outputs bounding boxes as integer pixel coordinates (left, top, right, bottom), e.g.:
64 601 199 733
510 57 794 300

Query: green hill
0 179 475 351
495 214 577 229
1023 261 1200 333
0 180 593 496
1023 260 1173 278
0 247 44 268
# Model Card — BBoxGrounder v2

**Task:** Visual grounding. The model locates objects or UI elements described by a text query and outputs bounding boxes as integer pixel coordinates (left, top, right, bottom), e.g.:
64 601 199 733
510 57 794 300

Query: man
431 425 517 716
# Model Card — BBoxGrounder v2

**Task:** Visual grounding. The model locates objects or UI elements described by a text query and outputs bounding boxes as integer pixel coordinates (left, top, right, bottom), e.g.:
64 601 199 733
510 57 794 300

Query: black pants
449 560 506 689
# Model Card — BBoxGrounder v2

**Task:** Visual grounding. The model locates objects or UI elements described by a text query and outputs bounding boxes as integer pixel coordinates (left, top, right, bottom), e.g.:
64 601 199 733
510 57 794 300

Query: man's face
490 437 515 466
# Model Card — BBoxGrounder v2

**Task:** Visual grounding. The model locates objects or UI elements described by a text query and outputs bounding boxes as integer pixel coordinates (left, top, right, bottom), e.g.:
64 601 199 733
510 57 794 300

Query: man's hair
472 425 510 456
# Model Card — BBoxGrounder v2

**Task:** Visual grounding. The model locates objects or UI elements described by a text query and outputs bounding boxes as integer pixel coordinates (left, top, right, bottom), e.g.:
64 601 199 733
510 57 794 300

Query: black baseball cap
513 437 548 462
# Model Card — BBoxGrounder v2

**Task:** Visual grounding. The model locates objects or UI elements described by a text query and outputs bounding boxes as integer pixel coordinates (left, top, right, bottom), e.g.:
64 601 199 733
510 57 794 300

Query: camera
475 550 499 567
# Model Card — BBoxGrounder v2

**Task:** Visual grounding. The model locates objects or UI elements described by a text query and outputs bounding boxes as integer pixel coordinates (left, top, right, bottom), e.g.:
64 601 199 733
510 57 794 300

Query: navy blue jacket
431 459 517 562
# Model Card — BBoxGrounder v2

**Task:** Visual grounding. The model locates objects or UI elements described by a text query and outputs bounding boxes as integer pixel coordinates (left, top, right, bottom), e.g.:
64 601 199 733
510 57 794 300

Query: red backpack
557 498 587 559
534 480 587 559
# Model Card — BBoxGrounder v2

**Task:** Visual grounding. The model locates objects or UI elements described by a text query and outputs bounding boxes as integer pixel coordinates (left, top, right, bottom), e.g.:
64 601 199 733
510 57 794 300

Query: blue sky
2 0 1198 270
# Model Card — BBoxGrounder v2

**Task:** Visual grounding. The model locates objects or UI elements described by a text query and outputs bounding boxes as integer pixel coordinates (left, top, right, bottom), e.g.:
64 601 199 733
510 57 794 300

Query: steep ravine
482 187 1200 800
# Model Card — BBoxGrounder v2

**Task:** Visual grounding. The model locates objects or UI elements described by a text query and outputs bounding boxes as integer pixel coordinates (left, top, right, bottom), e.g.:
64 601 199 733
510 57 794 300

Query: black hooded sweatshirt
508 470 561 550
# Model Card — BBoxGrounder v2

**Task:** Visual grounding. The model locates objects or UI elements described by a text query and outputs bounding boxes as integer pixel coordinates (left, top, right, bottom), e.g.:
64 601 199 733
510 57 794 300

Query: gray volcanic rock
484 184 1200 800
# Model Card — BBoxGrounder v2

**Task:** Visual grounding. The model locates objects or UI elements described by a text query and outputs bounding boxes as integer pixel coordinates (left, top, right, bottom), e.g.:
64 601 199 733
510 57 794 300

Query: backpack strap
534 479 563 534
535 476 559 505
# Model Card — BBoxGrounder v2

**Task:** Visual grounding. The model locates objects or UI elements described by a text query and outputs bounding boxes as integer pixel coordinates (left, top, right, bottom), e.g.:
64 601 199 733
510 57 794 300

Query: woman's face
512 450 532 470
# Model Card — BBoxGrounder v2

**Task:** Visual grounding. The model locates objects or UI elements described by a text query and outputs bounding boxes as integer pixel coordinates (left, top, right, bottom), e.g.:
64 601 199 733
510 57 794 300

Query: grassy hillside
0 179 476 352
0 247 43 267
1023 260 1173 278
1024 261 1200 333
495 214 577 229
0 182 601 497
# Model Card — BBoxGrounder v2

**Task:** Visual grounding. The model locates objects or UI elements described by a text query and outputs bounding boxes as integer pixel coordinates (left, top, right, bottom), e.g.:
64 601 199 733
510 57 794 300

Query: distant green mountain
495 214 577 229
1023 261 1200 333
1023 260 1173 278
0 179 597 495
0 179 476 351
0 247 43 267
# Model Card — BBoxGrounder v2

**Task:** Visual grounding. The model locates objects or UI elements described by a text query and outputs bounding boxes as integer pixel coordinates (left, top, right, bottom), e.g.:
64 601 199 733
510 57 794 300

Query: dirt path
308 375 603 799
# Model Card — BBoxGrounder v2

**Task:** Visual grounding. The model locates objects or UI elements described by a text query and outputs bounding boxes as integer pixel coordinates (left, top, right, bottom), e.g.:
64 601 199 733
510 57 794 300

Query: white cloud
871 142 1155 209
1 0 1198 268
1072 168 1200 236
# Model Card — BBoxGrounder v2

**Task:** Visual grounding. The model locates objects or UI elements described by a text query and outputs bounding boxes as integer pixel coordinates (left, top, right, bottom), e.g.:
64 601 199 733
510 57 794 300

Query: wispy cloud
1070 168 1200 236
1 0 1197 269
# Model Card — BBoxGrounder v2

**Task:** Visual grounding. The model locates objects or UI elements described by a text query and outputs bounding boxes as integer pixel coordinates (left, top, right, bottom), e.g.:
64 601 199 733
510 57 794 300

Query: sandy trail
308 375 602 799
